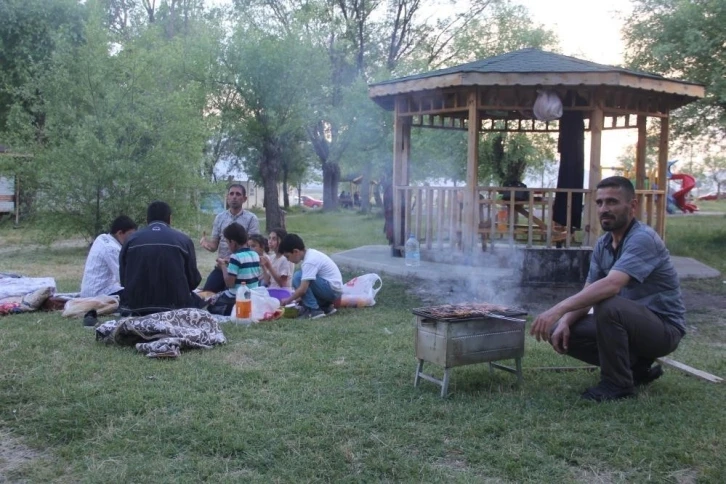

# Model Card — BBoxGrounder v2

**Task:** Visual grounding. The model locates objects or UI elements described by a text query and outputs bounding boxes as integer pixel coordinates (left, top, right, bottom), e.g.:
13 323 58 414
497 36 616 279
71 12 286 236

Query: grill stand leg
441 368 451 398
516 358 523 384
414 359 424 387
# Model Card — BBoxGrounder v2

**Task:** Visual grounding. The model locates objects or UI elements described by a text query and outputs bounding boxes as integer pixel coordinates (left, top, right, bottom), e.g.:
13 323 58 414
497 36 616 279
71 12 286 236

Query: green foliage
0 0 86 134
624 0 726 140
14 5 213 240
701 154 726 195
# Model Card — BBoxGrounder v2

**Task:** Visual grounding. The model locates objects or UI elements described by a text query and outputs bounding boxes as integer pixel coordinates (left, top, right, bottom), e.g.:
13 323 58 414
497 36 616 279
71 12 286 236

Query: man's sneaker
83 310 98 327
633 364 664 387
321 304 337 316
296 306 326 320
581 380 635 402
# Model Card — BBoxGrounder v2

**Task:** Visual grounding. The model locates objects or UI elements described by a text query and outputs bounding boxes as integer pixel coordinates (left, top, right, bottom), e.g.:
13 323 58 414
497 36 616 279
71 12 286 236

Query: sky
519 0 634 66
517 0 637 176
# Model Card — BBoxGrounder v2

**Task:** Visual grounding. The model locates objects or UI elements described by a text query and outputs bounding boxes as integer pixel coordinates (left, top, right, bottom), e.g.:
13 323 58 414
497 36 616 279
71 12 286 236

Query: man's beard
599 213 627 232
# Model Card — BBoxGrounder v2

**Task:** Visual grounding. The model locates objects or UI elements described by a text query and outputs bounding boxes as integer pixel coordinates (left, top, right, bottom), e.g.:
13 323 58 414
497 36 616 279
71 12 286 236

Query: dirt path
0 430 48 481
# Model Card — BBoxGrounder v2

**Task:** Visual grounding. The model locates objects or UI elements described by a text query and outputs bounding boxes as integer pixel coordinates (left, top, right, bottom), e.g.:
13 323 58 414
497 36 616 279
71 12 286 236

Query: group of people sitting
80 183 344 320
339 191 360 209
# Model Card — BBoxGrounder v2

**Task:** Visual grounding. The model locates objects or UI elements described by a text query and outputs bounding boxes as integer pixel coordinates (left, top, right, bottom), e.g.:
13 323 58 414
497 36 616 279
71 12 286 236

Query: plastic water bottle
234 282 252 323
405 233 420 267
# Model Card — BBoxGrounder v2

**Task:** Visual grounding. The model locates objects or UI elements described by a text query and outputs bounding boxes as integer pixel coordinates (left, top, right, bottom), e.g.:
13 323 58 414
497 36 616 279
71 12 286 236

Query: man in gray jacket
531 176 685 402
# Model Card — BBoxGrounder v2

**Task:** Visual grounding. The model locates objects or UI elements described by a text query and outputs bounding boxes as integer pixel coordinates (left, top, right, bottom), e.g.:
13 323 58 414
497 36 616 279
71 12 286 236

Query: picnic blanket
0 274 56 299
95 308 227 358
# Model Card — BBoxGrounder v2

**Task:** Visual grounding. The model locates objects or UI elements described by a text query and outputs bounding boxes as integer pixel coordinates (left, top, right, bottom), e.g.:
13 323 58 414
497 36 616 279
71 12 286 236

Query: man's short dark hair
109 215 137 234
228 183 246 197
147 201 172 224
279 233 305 253
223 222 248 246
596 176 635 201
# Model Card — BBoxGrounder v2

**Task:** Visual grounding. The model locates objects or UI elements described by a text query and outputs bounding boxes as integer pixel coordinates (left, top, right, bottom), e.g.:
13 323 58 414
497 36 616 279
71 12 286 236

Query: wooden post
586 102 604 246
14 174 20 226
656 116 669 239
635 115 647 220
392 100 411 250
463 89 480 252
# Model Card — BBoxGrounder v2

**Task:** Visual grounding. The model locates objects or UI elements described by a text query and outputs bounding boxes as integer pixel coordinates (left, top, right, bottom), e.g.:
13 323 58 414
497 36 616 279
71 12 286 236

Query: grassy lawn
1 208 725 482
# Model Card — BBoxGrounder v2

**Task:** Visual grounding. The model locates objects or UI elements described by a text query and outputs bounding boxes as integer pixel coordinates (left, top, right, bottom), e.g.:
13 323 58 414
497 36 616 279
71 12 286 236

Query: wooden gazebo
368 49 704 254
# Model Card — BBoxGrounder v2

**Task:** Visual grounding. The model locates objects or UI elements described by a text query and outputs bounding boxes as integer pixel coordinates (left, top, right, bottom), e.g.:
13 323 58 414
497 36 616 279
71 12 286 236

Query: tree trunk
373 182 382 206
260 140 284 232
360 161 372 213
282 164 289 208
322 160 340 211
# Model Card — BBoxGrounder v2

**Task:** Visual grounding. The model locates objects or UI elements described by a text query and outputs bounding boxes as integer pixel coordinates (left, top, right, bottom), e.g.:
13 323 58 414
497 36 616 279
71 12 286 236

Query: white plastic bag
250 287 281 322
336 274 383 308
532 90 562 121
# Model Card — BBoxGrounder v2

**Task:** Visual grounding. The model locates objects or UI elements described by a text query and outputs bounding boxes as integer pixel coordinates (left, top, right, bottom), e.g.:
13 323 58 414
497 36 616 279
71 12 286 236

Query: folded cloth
95 308 226 358
0 286 54 315
62 296 119 318
0 276 56 300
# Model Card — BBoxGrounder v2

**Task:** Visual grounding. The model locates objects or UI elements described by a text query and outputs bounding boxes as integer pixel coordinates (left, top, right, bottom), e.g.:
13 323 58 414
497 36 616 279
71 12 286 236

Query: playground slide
670 173 698 213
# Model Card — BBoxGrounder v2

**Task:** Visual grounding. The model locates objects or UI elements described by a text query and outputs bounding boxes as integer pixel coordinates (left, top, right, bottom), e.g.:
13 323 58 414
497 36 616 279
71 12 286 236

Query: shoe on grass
633 364 664 387
581 380 635 402
83 309 98 327
296 306 325 320
321 304 337 316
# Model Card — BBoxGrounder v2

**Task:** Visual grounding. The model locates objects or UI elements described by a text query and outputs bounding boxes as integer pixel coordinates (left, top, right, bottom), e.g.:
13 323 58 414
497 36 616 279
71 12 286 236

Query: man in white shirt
279 233 343 319
80 215 137 297
199 183 260 292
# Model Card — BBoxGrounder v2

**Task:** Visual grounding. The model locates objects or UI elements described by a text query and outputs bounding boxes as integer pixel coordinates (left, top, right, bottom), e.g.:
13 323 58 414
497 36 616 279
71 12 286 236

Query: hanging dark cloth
553 109 585 229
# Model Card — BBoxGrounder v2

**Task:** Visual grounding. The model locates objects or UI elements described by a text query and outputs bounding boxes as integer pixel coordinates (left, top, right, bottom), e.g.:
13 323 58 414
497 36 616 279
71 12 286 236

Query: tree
623 0 726 141
10 5 212 240
702 154 726 197
0 0 86 136
218 26 327 230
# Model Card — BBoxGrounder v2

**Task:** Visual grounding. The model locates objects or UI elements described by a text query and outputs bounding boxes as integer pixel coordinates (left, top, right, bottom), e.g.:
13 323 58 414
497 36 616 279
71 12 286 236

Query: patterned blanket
95 308 227 358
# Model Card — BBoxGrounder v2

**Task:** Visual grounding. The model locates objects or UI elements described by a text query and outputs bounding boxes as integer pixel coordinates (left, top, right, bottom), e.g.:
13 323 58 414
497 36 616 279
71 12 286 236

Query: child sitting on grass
208 223 261 315
278 233 342 319
248 234 272 286
260 228 294 294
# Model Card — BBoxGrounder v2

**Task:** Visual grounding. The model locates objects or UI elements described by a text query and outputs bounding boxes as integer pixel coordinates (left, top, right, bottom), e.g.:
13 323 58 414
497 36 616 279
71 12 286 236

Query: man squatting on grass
80 215 137 298
199 184 260 293
278 233 343 320
530 176 686 402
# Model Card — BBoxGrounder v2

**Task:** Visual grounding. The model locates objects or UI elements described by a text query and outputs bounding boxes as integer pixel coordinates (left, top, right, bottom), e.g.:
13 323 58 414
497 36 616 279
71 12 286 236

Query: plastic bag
250 287 281 322
335 274 383 308
532 90 562 121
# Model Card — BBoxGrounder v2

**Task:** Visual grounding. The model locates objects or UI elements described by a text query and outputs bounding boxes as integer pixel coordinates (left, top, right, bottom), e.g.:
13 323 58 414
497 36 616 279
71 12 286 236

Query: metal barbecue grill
412 304 527 397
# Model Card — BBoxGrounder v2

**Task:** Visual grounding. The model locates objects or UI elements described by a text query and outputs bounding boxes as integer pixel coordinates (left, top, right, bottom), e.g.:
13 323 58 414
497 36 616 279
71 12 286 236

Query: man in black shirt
120 201 204 315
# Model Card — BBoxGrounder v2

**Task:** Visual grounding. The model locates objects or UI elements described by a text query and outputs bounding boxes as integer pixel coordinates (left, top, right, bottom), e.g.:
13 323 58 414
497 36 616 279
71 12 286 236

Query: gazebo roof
369 48 704 112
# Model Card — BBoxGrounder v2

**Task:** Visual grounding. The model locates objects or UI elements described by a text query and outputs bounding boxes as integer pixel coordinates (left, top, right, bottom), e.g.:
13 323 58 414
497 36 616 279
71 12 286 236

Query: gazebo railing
395 186 663 251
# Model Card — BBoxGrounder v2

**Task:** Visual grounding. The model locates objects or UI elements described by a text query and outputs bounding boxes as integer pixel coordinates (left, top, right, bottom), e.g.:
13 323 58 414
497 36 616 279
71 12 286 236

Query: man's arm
200 231 220 252
201 215 223 252
102 242 121 284
530 270 631 341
